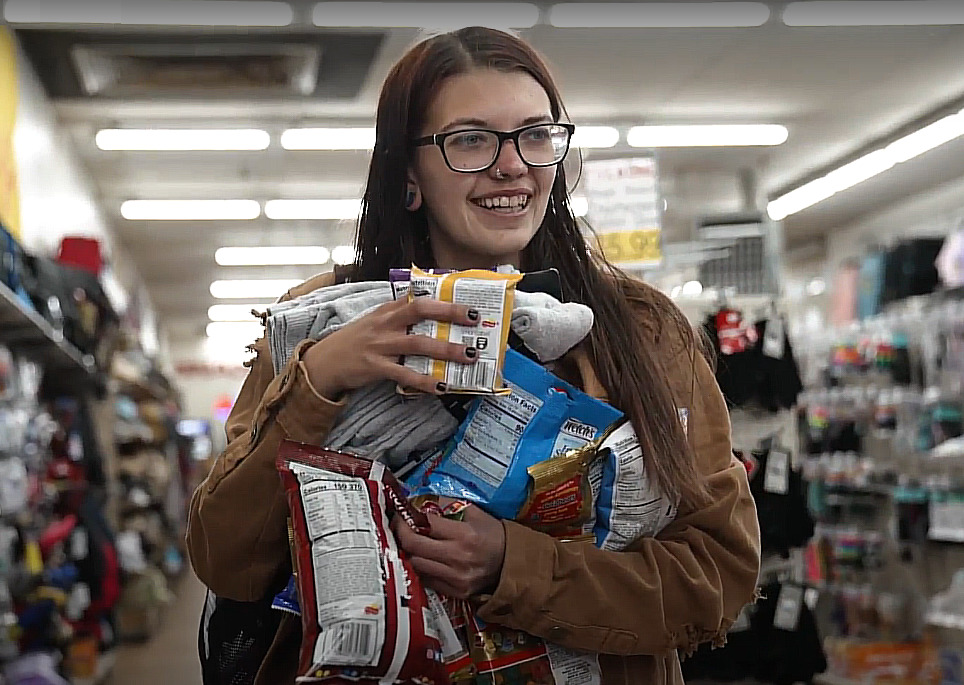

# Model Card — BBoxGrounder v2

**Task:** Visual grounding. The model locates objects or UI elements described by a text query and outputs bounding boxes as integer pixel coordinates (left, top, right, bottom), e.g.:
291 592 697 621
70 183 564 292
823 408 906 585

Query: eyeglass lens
443 124 571 172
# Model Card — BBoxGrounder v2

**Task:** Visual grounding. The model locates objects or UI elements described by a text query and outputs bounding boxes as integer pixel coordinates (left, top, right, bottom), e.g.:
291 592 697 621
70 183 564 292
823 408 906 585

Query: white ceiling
15 9 964 344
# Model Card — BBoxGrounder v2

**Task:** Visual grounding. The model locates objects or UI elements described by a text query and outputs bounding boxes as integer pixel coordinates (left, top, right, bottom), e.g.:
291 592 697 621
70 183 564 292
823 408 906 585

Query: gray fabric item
264 279 595 465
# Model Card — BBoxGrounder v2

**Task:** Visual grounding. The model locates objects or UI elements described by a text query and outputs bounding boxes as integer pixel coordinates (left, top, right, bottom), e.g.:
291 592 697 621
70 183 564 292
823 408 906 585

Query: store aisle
110 571 206 685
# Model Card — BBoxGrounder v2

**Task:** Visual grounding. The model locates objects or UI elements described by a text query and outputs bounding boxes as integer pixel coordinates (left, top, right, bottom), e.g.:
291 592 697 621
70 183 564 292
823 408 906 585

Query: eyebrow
439 114 554 132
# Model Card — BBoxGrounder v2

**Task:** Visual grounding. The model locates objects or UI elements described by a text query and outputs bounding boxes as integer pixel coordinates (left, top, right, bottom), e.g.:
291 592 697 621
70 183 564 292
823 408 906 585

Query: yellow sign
596 228 663 267
0 28 19 239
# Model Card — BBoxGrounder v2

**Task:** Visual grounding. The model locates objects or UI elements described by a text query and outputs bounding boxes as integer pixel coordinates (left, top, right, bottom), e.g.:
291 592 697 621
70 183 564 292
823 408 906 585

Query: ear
405 178 422 212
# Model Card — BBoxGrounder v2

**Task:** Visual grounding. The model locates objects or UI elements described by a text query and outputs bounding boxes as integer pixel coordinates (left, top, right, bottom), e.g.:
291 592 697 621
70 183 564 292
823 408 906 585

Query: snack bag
403 267 522 394
466 612 601 685
591 420 679 550
409 495 477 683
406 349 622 520
277 441 446 684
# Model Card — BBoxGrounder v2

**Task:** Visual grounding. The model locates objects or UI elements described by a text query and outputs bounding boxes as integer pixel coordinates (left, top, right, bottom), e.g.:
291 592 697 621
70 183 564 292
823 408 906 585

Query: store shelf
927 611 964 630
814 674 860 685
0 280 96 386
74 648 116 685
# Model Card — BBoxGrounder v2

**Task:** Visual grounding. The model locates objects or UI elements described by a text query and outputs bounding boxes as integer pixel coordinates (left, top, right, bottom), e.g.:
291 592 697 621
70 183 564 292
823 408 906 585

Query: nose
489 139 527 179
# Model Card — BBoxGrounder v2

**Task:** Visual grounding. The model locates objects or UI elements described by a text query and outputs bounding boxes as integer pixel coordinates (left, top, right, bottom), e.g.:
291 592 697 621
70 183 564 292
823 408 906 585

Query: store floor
110 571 206 685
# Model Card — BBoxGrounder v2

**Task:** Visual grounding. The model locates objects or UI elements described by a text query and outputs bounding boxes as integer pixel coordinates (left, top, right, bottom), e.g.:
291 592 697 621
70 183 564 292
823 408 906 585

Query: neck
429 235 520 272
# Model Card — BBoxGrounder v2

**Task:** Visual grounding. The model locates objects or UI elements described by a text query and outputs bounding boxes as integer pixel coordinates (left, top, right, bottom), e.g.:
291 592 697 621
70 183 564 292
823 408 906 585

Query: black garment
702 312 802 412
743 445 814 557
682 581 827 685
881 237 945 305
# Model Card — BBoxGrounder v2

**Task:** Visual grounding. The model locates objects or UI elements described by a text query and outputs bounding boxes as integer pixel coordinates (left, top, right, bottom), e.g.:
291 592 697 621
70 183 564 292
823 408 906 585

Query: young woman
188 26 760 685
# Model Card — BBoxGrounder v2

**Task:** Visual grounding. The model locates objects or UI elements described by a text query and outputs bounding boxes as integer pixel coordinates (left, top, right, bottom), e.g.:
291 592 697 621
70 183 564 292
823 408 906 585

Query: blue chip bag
406 349 623 520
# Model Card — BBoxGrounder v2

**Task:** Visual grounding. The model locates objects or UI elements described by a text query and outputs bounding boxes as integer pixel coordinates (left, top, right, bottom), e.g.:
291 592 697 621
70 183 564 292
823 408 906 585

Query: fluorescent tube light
96 129 270 151
312 2 539 28
571 126 620 149
280 127 376 150
4 0 294 26
208 304 269 322
627 124 788 147
265 199 362 220
210 279 303 299
768 110 964 221
215 246 331 266
331 245 357 266
570 196 589 218
121 200 261 221
783 1 964 26
206 322 266 340
549 2 770 28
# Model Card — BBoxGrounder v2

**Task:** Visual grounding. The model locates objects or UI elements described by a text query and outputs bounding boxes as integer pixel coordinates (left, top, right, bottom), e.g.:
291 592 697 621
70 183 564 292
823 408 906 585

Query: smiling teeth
478 195 528 209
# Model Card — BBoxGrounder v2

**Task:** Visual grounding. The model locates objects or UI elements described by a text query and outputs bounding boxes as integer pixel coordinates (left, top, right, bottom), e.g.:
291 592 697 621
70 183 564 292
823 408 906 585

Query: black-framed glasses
412 122 576 173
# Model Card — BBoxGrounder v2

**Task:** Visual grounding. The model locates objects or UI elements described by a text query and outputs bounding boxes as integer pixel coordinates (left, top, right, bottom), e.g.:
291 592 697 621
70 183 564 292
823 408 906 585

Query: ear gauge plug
405 190 416 209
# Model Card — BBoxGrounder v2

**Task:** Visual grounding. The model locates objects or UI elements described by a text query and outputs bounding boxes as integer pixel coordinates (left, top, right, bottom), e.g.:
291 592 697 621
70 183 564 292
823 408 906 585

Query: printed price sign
582 157 662 269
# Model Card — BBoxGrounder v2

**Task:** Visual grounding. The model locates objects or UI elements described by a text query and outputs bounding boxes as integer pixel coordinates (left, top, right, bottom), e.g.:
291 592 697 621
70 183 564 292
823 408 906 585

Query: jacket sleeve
475 340 761 657
186 335 346 601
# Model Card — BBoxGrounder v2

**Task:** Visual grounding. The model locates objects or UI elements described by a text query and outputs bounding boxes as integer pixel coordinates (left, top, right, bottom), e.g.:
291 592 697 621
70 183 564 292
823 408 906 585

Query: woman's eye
454 133 484 147
527 128 550 141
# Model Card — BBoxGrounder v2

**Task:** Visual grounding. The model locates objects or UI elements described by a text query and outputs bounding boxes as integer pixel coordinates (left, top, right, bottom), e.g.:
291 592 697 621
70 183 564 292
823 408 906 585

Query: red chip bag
277 440 447 684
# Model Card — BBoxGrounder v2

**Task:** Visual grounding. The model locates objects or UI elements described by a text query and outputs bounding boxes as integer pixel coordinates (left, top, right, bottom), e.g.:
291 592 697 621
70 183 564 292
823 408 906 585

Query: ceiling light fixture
548 2 770 28
208 304 270 322
205 321 266 340
330 245 357 266
215 246 331 266
768 109 964 221
782 1 964 26
120 199 261 221
265 199 362 220
571 126 620 149
312 2 539 28
3 0 294 26
210 279 303 300
627 124 788 147
280 128 376 150
96 129 270 151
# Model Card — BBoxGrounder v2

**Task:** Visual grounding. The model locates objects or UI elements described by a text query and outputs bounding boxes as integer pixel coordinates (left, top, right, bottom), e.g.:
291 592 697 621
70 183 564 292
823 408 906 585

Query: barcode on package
317 620 378 665
451 359 496 390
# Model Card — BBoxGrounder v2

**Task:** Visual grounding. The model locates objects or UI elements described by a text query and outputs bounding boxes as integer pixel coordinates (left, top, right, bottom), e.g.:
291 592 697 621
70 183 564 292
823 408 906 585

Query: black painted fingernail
467 308 480 322
465 347 477 359
436 382 448 393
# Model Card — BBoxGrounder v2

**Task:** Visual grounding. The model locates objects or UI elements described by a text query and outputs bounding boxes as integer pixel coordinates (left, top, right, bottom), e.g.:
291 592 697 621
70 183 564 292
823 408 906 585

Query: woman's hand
303 297 480 399
393 499 506 600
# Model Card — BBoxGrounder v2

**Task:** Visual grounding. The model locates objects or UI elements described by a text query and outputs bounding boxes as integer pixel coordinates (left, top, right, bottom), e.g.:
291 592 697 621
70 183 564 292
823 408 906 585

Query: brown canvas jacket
186 271 761 685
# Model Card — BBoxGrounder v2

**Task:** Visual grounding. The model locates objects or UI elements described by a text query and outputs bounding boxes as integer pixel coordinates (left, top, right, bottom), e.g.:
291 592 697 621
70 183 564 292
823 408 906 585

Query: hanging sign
581 157 662 268
0 28 20 239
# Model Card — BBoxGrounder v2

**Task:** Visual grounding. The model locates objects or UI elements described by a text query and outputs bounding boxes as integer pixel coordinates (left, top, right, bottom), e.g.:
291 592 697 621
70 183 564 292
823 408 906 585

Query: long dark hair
353 27 708 507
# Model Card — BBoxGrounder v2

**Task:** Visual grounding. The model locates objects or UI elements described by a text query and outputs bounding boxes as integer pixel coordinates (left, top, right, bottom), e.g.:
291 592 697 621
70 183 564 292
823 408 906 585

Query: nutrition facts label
450 381 543 490
293 465 386 667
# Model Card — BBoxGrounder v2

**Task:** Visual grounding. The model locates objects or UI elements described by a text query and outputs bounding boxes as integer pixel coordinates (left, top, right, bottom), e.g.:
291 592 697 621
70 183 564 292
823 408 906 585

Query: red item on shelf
57 237 104 276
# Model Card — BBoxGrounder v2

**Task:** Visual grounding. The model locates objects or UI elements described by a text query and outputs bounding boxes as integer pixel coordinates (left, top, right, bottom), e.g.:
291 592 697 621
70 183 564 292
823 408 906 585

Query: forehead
424 68 553 131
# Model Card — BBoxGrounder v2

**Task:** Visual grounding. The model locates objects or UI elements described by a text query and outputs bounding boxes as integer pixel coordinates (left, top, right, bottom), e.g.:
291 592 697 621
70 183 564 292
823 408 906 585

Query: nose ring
495 167 507 179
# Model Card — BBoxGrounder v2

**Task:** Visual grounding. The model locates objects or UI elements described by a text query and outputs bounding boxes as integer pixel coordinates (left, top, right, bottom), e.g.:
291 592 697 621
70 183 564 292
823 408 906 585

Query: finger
423 514 468 541
390 334 478 364
378 362 452 396
417 574 467 600
396 526 458 564
395 299 480 327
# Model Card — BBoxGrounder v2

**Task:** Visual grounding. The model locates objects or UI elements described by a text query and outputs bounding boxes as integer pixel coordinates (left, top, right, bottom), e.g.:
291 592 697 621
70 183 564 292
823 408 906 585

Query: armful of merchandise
273 267 679 685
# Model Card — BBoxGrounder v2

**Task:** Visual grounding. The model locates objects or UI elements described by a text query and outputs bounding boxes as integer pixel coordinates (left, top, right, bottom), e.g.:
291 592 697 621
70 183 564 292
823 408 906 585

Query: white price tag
762 317 785 359
763 449 791 495
773 584 804 631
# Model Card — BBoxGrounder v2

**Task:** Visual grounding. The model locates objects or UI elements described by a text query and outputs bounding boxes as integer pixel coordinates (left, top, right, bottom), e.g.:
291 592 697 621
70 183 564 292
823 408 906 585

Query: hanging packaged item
277 441 446 685
405 348 622 521
403 267 522 394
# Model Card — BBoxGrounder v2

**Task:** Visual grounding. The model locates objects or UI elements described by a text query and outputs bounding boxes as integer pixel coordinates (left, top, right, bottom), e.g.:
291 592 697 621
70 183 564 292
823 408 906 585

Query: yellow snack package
404 267 522 394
